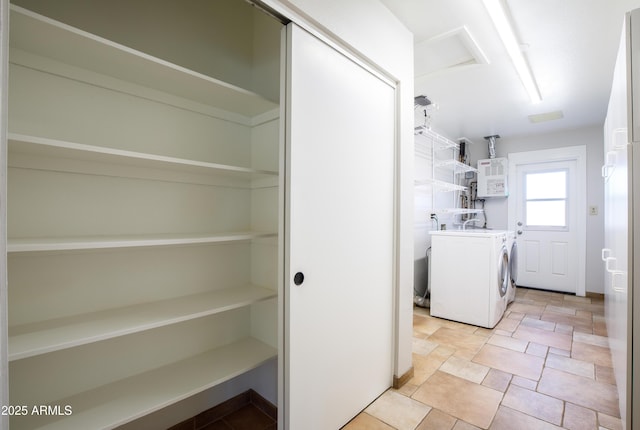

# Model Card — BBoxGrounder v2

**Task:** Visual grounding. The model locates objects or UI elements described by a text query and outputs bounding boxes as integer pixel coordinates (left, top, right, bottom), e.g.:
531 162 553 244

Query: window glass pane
526 171 566 199
526 201 566 227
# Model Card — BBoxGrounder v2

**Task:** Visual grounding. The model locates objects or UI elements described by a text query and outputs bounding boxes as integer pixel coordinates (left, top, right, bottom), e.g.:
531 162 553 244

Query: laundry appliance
429 230 510 328
506 230 518 304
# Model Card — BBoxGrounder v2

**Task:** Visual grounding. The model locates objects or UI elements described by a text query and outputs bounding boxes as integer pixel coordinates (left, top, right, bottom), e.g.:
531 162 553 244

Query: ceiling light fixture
482 0 542 103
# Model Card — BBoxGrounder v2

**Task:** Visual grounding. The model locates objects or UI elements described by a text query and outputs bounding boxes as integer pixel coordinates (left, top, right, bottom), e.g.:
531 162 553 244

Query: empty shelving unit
6 2 281 428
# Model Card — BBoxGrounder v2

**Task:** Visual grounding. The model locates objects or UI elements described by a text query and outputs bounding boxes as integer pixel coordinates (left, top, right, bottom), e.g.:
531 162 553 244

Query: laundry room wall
467 125 605 294
413 128 433 305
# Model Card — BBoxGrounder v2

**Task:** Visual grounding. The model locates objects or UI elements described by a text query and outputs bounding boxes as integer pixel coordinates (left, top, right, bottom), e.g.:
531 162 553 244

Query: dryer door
510 241 518 286
498 247 509 297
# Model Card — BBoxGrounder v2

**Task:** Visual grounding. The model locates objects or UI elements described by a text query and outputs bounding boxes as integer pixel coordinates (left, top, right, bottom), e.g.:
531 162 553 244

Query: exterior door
282 24 395 429
508 147 586 295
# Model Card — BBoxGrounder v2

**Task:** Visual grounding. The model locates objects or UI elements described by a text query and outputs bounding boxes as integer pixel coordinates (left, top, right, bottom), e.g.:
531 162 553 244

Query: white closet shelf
434 182 466 193
414 178 467 192
415 127 459 150
9 5 278 118
414 179 434 187
8 133 278 181
8 232 277 253
435 159 478 174
9 285 276 361
431 208 484 215
15 338 276 430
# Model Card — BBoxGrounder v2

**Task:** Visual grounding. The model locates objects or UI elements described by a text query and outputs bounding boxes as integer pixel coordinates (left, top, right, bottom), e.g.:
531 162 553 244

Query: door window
524 169 568 229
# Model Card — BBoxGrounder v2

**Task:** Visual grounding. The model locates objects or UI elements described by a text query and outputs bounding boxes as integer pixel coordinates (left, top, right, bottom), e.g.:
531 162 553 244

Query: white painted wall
414 131 433 302
468 126 605 294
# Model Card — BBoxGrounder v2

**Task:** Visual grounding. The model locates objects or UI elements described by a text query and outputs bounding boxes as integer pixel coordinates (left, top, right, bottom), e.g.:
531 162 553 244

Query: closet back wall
12 0 281 102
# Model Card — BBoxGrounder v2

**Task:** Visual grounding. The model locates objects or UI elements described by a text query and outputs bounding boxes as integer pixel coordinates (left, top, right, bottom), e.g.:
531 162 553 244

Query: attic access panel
415 26 489 77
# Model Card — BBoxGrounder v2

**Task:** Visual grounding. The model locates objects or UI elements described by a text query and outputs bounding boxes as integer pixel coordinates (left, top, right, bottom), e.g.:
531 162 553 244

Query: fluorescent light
482 0 542 103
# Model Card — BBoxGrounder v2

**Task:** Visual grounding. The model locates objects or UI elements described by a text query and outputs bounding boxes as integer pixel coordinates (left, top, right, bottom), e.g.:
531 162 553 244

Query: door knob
294 272 305 286
517 230 523 235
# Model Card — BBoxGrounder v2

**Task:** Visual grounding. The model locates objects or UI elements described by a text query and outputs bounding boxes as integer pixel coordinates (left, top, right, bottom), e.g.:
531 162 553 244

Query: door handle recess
612 271 626 293
601 151 616 179
612 127 628 150
602 248 626 292
605 256 618 273
294 272 305 286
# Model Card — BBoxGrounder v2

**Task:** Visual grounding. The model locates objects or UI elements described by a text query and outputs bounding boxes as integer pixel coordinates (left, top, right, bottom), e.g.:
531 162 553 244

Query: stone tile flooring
343 287 623 430
167 389 276 430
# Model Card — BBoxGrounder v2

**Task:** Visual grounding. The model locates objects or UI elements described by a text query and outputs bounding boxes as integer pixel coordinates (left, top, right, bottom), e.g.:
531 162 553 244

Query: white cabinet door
282 24 395 429
604 10 634 427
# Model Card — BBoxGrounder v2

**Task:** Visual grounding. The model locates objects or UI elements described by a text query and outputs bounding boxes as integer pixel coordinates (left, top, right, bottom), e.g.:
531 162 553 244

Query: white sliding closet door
282 24 396 429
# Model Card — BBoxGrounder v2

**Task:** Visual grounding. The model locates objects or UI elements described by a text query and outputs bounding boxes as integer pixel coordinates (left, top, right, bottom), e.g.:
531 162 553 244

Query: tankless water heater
477 157 508 197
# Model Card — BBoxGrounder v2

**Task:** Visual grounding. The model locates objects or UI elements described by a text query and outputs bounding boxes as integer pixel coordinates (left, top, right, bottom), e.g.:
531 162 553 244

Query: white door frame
0 0 9 425
507 146 587 296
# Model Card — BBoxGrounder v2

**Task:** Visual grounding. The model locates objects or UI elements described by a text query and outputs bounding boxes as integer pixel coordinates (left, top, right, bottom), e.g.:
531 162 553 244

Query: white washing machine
506 231 518 304
429 230 509 328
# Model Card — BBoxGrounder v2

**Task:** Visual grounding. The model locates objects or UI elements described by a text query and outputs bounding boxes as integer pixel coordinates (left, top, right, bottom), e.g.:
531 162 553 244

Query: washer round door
498 246 509 297
510 240 518 286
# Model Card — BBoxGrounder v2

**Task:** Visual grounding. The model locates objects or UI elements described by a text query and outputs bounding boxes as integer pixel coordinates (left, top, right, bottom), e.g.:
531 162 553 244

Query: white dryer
429 230 509 328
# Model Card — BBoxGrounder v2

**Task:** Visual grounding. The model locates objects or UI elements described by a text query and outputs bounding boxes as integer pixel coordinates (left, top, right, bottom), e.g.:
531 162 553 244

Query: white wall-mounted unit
477 157 508 197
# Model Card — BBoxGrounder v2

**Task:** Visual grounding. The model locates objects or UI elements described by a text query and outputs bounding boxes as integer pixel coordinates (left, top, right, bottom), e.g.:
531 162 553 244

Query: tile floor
196 404 276 430
167 389 276 430
343 287 623 430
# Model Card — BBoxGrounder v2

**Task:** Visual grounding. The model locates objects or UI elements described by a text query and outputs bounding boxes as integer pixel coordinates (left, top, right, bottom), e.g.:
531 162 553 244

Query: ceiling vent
414 95 432 107
484 135 500 159
528 111 564 123
414 26 489 78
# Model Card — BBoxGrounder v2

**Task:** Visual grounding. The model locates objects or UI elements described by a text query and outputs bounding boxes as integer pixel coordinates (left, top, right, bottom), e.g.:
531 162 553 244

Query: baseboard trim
393 366 414 389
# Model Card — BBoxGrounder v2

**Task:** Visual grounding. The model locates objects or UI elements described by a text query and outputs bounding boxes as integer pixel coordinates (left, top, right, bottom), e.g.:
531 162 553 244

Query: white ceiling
381 0 640 144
